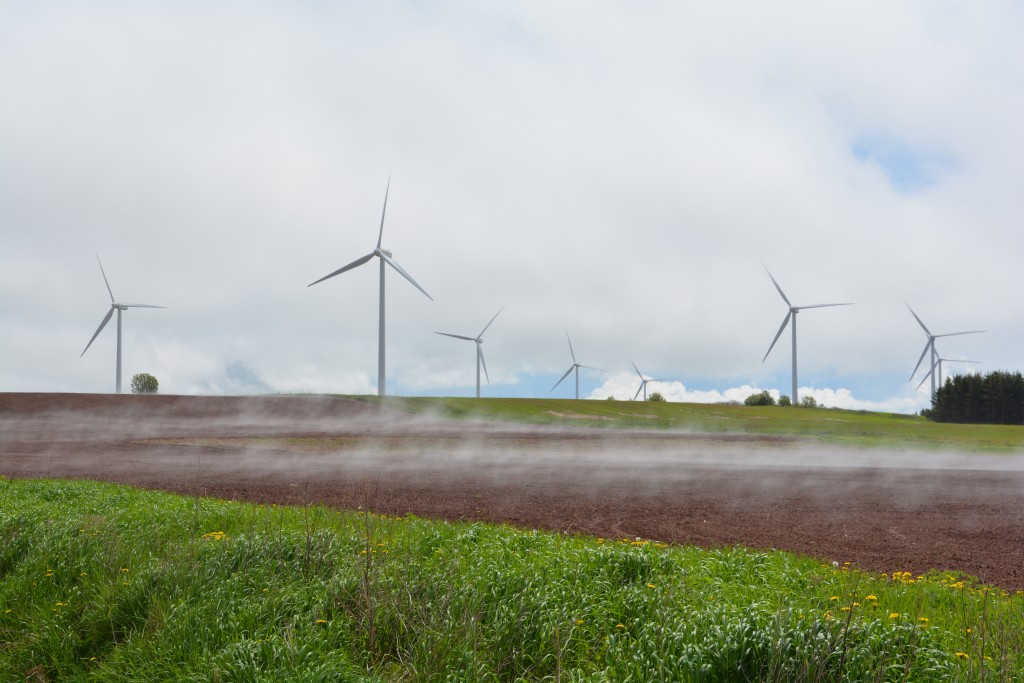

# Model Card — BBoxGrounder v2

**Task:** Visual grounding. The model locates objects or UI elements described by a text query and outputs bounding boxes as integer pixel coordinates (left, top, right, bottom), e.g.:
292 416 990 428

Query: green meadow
2 475 1023 681
369 396 1024 453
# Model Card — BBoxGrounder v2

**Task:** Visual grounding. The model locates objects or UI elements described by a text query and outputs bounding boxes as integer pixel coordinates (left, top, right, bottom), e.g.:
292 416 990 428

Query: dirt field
3 393 1023 591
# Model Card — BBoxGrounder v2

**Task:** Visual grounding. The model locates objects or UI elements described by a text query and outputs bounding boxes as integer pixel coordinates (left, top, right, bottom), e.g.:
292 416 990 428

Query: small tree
744 390 776 406
800 395 818 408
777 395 792 407
130 373 159 394
648 392 666 402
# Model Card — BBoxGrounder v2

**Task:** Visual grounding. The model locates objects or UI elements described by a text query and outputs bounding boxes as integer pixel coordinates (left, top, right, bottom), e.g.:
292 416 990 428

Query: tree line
928 370 1024 425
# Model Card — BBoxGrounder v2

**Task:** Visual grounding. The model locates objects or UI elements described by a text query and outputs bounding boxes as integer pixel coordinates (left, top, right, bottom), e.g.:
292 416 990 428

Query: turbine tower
631 361 669 401
435 307 503 398
308 178 432 397
907 305 983 398
761 265 852 406
81 254 164 394
551 333 599 400
916 356 981 392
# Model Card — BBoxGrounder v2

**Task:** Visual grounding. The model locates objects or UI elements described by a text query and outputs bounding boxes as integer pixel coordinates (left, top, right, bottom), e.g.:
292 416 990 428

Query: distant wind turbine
916 356 981 392
631 361 669 401
435 307 503 398
80 254 164 394
761 265 852 406
551 333 600 400
308 178 432 397
907 305 983 398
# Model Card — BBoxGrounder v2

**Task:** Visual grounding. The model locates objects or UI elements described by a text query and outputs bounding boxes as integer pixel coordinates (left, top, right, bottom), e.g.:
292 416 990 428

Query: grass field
3 476 1023 681
365 396 1024 453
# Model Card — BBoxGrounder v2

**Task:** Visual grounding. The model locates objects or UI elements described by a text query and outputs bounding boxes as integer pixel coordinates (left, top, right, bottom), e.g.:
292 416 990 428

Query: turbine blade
934 330 985 338
580 365 603 372
435 332 475 341
552 365 575 391
909 343 931 380
95 254 115 303
120 303 165 309
376 175 391 250
796 302 854 310
566 333 576 363
478 306 504 338
308 252 375 287
906 304 931 336
762 264 791 307
633 380 644 401
631 360 644 380
380 253 432 300
762 311 791 362
479 344 490 383
81 307 114 357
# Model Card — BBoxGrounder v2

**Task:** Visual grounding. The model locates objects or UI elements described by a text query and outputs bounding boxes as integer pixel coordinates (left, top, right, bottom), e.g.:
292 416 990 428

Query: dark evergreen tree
931 371 1024 425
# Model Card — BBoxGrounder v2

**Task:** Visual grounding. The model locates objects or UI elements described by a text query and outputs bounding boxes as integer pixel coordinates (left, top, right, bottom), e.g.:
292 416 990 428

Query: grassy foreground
366 397 1024 452
3 477 1023 681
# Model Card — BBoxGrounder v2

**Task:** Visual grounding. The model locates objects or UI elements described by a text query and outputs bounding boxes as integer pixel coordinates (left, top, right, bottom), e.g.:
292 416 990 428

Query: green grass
3 477 1023 681
353 396 1024 452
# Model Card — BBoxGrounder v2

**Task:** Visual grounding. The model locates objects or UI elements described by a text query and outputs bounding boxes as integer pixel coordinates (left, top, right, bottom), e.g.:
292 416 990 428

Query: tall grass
2 476 1022 681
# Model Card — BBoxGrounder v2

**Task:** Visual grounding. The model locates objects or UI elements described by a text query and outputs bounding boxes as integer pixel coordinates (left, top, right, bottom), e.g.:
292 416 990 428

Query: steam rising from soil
2 393 1023 590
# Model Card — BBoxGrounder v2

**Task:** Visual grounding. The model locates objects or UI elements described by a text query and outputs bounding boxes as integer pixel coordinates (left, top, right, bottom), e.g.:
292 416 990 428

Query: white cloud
0 2 1019 403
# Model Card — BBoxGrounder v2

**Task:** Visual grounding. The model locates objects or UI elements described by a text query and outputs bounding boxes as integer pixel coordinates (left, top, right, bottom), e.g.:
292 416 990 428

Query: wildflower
865 595 877 601
315 619 327 625
121 568 129 573
4 609 11 614
841 607 851 612
955 652 969 660
829 596 839 601
616 623 625 629
889 612 900 619
965 628 973 634
576 619 584 625
647 583 656 589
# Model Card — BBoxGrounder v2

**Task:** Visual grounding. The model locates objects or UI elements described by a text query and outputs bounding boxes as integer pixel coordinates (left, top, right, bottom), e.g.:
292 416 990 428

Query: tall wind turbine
907 305 983 398
435 307 503 398
631 361 669 401
762 265 852 406
551 333 600 400
80 254 164 394
916 356 981 391
308 178 432 397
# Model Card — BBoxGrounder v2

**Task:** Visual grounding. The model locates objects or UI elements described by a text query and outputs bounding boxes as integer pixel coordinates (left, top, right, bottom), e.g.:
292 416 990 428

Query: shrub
648 392 666 402
800 395 818 408
130 373 159 394
744 390 775 407
777 395 792 407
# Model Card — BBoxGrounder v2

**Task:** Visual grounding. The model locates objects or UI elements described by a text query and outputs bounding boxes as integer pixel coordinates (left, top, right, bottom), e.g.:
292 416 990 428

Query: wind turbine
80 254 164 394
761 265 852 406
308 178 432 397
907 305 983 398
434 307 503 398
916 356 981 391
551 333 600 400
631 361 669 401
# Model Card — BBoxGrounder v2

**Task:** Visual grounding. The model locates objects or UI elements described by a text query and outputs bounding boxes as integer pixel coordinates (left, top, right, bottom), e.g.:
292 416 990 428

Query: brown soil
3 393 1023 591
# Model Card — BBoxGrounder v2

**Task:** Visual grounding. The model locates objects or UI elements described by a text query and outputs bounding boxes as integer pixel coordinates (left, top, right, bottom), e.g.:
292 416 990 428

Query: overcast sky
2 1 1021 412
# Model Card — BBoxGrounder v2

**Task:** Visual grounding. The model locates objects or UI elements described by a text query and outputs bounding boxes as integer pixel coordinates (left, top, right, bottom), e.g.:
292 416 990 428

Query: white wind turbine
308 178 432 397
762 265 852 406
435 307 503 398
80 254 164 394
916 356 981 392
631 361 670 401
551 333 600 400
907 305 983 398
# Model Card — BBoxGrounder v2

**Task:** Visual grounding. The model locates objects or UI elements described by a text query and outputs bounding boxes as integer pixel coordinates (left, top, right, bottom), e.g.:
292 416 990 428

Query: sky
1 1 1021 413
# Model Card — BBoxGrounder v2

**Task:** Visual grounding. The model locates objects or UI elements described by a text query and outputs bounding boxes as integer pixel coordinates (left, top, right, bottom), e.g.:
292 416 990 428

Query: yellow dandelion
865 595 877 601
889 612 900 619
615 623 625 629
576 619 584 625
841 606 851 612
829 595 839 601
955 652 969 660
121 568 129 573
315 619 327 625
966 628 973 634
647 583 656 589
